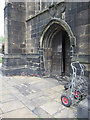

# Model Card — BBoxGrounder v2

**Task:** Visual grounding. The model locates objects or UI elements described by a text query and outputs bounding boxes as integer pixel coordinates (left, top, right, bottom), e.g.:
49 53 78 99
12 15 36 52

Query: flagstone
2 107 38 118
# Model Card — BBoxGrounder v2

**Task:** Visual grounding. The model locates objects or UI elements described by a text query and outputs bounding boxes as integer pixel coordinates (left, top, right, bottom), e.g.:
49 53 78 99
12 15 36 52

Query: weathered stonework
2 2 89 76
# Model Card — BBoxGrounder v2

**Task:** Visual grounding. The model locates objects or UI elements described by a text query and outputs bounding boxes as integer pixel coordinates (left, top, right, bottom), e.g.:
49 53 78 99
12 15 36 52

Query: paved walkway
0 73 80 118
0 63 89 119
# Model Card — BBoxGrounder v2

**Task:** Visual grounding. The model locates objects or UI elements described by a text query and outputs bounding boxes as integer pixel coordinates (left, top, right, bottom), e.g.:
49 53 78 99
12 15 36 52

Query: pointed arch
40 18 76 48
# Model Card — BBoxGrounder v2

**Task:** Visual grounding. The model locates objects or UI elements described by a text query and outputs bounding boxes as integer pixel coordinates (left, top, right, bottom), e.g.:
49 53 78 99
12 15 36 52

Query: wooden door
51 31 62 75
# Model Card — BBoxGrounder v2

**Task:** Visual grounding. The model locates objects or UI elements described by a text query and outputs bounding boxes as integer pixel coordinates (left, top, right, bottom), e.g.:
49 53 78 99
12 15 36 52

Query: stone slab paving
54 107 77 118
1 107 38 118
0 94 17 103
0 100 25 113
40 101 65 115
32 107 52 118
0 74 87 118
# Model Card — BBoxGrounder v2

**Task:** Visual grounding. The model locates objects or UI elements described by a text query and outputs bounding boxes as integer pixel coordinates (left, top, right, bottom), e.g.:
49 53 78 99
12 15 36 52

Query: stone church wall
26 2 89 76
2 2 89 76
2 2 27 75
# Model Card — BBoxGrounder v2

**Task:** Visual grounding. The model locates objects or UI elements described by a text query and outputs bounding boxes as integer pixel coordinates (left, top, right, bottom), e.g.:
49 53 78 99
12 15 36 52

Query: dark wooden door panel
51 31 62 75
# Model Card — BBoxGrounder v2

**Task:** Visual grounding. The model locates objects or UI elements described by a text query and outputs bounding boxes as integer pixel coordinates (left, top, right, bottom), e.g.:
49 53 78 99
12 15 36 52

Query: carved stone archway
40 18 76 76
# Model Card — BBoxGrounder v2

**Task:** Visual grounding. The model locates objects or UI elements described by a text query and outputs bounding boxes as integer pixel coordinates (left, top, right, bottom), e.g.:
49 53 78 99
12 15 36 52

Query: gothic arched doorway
40 18 76 77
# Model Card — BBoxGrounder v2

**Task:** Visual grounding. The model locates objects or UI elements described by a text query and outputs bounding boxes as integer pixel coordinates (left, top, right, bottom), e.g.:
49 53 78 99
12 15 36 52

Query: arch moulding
40 18 76 48
39 18 76 75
